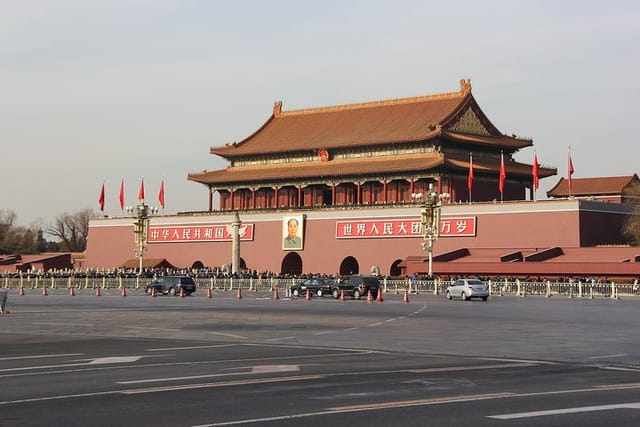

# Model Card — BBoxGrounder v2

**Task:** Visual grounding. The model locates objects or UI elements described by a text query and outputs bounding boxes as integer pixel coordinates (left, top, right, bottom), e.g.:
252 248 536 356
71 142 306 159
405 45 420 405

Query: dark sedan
290 278 334 297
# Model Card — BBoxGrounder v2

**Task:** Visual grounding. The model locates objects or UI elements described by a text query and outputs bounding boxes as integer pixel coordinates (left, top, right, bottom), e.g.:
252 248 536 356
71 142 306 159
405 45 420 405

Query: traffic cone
96 286 101 297
236 287 242 299
366 290 373 303
19 286 25 296
42 286 48 296
121 287 127 297
151 287 156 297
376 289 384 303
273 288 279 300
69 286 75 297
403 289 410 304
305 288 311 301
179 287 185 298
207 288 212 299
340 289 346 302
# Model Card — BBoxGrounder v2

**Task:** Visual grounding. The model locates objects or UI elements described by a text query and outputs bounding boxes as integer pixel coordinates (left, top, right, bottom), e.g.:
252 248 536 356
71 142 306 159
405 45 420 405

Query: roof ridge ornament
273 100 283 117
459 78 472 94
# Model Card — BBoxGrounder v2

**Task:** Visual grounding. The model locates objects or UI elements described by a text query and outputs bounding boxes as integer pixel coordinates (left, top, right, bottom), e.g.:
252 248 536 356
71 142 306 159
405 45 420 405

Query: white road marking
265 336 296 341
117 365 300 384
408 362 538 374
0 353 83 361
488 402 640 419
206 332 248 339
589 354 628 359
119 374 324 394
146 344 236 352
89 356 142 365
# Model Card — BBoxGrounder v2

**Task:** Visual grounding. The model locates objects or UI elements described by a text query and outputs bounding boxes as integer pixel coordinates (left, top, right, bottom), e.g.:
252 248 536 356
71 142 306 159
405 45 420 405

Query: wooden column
208 188 213 212
251 188 256 210
383 180 388 204
331 183 336 205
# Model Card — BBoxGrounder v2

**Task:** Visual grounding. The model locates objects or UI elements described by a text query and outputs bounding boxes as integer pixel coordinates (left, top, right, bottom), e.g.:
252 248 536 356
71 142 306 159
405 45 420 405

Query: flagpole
499 151 505 203
568 147 573 199
468 153 473 204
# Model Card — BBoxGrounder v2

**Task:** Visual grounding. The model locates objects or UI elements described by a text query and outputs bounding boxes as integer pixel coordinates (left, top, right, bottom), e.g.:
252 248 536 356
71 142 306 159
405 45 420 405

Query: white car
446 278 489 301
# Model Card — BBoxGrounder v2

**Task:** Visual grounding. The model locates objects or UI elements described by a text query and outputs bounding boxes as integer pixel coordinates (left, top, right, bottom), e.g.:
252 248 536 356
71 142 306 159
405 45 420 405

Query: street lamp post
126 202 158 276
412 183 449 279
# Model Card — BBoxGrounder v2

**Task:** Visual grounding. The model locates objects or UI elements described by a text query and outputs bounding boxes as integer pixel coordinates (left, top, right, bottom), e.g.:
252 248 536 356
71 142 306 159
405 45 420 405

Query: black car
332 275 380 299
145 276 196 296
290 277 334 297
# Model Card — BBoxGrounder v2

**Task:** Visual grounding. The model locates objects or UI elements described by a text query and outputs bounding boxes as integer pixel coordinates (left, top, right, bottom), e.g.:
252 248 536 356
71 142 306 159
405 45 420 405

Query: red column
298 185 302 207
383 180 388 204
230 189 234 211
251 188 256 209
331 183 336 205
356 182 361 205
208 188 213 212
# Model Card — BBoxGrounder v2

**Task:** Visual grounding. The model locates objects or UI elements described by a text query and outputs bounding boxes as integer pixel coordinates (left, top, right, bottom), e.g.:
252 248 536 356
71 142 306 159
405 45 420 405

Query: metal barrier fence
1 275 638 298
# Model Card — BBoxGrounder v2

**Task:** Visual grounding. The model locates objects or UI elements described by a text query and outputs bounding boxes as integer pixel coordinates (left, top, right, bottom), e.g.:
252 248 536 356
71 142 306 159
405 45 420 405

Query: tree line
0 208 93 255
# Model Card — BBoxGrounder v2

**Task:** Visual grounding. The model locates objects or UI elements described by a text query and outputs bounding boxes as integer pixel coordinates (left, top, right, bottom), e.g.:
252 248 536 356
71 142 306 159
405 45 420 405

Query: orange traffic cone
305 288 311 301
366 290 373 303
42 286 48 296
403 289 410 304
236 287 243 299
179 287 185 298
207 288 212 299
96 286 102 297
69 287 75 297
151 287 156 297
19 286 25 296
340 289 346 302
121 287 127 297
376 289 384 303
273 288 279 300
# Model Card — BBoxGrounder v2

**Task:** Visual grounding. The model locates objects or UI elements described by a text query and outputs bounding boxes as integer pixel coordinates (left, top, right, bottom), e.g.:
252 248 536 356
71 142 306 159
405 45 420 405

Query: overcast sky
2 0 639 228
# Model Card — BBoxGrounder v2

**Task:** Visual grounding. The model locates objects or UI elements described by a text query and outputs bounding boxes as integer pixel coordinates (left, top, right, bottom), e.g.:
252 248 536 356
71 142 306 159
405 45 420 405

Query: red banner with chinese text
148 224 254 243
336 217 476 239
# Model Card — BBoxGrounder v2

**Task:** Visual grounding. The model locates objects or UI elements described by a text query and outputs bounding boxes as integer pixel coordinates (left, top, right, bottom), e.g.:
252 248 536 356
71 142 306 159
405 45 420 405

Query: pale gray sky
2 0 639 228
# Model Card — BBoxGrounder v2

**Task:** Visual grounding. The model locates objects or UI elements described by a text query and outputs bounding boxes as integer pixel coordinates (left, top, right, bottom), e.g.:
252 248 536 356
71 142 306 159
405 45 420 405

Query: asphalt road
1 288 639 426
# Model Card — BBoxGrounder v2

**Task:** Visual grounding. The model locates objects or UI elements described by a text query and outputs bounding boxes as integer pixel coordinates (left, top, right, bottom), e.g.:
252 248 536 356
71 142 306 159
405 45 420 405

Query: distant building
547 175 640 204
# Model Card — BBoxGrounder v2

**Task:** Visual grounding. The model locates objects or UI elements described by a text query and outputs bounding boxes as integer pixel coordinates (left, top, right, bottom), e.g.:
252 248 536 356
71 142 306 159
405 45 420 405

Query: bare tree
623 208 640 246
46 209 95 252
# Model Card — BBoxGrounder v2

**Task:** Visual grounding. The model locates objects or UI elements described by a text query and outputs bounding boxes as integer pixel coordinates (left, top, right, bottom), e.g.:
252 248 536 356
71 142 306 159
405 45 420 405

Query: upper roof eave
441 130 532 151
208 80 476 159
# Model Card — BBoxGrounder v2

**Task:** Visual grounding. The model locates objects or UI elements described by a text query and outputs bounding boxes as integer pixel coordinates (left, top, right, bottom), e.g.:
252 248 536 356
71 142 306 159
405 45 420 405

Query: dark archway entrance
339 256 359 276
281 252 303 276
191 260 205 270
390 259 403 277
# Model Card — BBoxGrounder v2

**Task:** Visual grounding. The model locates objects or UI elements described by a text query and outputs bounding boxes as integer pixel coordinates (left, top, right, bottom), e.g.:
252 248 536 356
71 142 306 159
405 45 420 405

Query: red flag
119 178 125 210
158 179 165 209
568 151 575 191
98 183 105 212
499 153 506 194
532 152 540 191
467 153 474 194
138 178 145 201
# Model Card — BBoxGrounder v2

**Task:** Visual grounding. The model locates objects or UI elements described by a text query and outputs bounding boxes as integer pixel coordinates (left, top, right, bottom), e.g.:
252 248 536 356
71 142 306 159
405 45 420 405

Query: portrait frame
282 214 304 250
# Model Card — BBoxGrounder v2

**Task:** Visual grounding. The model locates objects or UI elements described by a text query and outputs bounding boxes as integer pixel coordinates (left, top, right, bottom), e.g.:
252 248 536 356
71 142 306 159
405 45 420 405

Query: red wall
85 199 632 275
